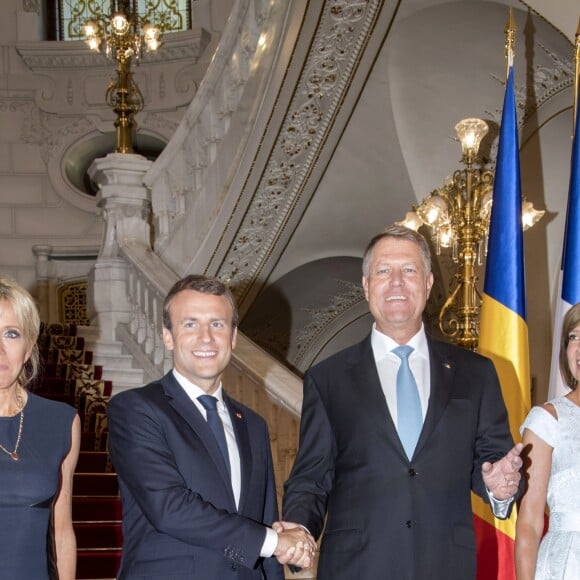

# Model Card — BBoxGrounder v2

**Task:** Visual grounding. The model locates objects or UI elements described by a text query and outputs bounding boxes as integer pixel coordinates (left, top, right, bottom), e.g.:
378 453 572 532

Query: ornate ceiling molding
486 42 574 128
213 0 391 301
293 279 365 366
23 0 39 13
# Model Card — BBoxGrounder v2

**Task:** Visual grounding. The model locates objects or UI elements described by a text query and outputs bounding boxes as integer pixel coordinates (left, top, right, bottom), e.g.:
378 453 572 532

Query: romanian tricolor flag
475 60 531 578
548 75 580 399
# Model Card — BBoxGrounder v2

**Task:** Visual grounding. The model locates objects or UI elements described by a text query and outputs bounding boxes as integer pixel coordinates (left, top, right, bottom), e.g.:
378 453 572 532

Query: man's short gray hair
362 225 432 277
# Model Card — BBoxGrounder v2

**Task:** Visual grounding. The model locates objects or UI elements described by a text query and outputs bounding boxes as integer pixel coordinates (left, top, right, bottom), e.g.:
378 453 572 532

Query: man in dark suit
280 225 524 580
108 275 316 580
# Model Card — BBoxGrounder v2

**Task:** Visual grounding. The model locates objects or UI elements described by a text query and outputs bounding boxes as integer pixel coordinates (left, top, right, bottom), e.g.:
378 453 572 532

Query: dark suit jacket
283 335 515 580
107 372 283 580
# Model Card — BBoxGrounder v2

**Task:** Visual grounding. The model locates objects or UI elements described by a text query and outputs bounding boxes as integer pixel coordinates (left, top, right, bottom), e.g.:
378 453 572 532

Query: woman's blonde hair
0 278 40 388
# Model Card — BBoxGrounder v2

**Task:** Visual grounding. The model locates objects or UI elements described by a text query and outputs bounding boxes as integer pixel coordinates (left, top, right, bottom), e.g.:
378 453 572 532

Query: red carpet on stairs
32 323 122 579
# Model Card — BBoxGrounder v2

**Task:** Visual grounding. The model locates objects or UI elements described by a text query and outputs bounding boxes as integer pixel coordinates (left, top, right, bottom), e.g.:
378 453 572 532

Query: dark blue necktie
392 345 422 459
198 395 231 476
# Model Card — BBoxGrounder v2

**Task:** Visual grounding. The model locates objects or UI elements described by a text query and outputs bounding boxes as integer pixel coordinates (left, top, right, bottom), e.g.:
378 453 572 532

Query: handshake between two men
272 520 317 569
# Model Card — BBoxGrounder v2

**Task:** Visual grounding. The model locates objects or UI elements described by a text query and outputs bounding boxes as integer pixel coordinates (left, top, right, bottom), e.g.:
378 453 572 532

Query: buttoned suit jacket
107 371 283 580
283 335 515 580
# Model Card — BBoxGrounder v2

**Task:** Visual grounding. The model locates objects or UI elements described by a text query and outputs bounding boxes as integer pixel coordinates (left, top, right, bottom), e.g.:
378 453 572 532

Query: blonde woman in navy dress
516 303 580 579
0 279 80 579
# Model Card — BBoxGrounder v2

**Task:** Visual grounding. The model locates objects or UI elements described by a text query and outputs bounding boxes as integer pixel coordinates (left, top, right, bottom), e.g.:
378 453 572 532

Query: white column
87 153 153 341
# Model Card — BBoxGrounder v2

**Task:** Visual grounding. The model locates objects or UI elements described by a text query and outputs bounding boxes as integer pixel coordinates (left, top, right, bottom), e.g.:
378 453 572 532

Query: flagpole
505 8 516 75
574 18 579 132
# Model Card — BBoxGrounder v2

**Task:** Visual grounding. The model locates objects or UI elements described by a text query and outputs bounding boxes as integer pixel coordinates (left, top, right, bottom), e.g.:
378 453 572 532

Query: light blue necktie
198 395 231 476
393 345 422 459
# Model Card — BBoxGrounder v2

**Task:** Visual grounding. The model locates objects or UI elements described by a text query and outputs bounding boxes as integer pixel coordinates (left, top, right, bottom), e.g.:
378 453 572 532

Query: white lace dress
520 397 580 580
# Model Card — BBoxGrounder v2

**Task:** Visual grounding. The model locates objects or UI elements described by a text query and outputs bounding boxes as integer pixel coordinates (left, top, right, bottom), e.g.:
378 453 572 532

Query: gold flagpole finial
504 8 516 79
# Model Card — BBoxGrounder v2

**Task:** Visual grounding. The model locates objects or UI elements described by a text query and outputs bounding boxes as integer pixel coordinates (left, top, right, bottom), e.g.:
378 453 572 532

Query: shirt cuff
486 488 513 519
260 527 279 558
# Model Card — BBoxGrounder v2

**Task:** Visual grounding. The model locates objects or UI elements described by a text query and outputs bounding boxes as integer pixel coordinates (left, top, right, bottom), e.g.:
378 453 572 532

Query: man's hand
481 442 524 500
272 521 317 569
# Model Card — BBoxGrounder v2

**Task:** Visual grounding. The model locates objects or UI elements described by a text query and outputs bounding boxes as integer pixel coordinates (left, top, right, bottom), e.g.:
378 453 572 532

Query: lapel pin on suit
235 411 243 419
443 362 453 369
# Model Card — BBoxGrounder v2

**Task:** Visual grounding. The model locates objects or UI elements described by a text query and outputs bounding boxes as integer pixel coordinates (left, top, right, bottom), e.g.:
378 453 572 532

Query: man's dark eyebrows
178 316 198 324
179 316 228 323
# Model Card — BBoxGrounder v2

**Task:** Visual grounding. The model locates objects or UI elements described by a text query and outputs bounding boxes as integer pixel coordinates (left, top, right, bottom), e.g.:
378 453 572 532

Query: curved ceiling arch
241 256 371 373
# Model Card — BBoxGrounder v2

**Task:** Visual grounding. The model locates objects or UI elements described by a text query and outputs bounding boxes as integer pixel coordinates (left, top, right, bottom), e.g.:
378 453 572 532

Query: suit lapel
414 339 456 456
161 373 236 507
347 337 401 446
225 394 251 514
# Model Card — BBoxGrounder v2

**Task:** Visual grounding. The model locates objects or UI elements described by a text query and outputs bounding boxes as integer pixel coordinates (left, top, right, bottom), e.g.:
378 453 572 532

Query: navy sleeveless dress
0 392 77 579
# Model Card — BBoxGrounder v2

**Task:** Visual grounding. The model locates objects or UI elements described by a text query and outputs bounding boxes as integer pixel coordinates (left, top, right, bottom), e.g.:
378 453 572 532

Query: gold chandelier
84 2 162 154
398 118 544 350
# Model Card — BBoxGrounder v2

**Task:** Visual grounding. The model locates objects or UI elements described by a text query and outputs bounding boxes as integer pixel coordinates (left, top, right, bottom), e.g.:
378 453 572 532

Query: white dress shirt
172 370 278 557
371 322 430 428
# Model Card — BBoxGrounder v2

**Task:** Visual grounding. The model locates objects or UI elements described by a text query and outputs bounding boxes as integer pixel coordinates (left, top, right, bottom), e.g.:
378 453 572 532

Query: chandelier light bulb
521 199 546 230
84 20 98 37
86 36 100 51
455 118 489 158
142 23 161 52
438 224 454 248
396 211 424 231
142 23 158 41
418 194 448 226
111 13 130 35
146 37 160 51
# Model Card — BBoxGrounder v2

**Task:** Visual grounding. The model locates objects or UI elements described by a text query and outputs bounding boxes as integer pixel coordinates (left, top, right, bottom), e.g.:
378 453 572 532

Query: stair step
92 352 135 369
81 432 96 449
74 473 119 496
77 451 110 473
76 549 121 579
33 378 75 394
101 367 144 390
38 362 104 381
76 329 133 360
75 522 123 549
73 327 145 391
81 339 126 357
73 496 122 522
80 431 109 452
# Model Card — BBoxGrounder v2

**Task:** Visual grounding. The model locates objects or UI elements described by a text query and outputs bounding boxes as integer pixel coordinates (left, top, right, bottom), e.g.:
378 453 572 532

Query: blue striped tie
392 346 422 459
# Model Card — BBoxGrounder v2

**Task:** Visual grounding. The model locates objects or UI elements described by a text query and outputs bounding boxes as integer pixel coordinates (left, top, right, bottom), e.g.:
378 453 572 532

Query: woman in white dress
515 302 580 580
